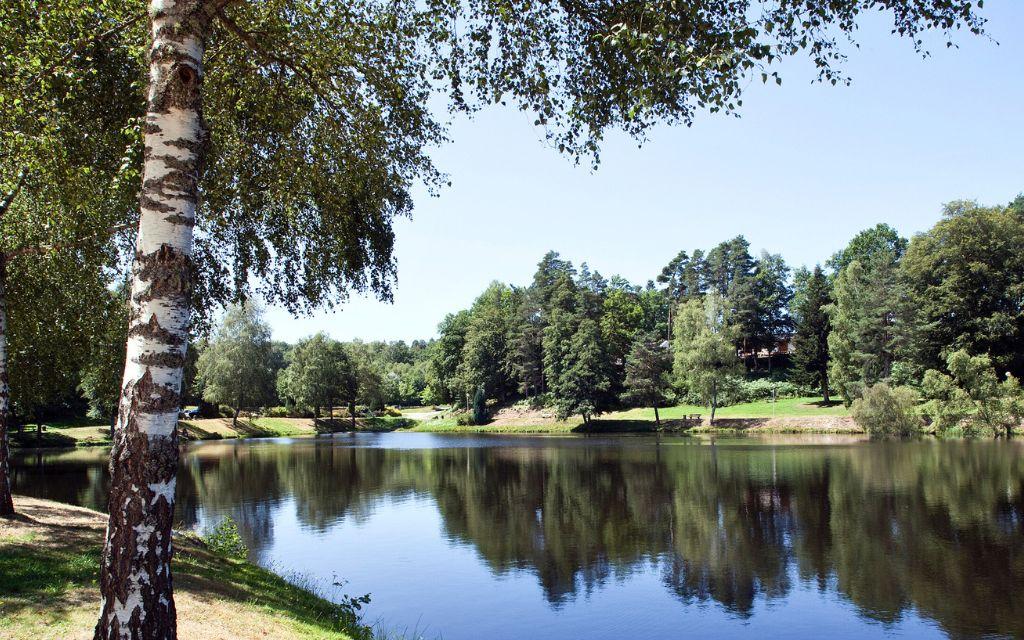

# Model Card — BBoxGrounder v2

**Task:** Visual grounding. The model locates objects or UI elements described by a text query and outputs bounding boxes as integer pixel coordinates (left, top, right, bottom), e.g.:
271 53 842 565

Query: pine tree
472 386 488 425
553 318 613 424
826 253 917 405
622 334 673 425
792 266 833 402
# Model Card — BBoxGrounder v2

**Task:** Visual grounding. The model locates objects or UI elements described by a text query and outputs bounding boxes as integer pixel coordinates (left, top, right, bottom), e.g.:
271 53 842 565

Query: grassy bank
9 415 415 449
0 496 370 640
411 397 857 434
10 398 853 446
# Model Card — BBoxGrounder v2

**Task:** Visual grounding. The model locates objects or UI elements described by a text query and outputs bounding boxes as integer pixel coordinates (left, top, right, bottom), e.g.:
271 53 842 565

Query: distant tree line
190 303 434 425
427 196 1024 429
6 195 1023 434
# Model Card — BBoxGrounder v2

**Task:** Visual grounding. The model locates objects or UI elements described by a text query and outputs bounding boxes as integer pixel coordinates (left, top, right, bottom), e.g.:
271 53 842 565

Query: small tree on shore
622 333 673 426
195 303 276 428
922 350 1024 437
472 386 487 425
553 318 613 425
277 333 353 425
851 382 922 437
673 293 743 425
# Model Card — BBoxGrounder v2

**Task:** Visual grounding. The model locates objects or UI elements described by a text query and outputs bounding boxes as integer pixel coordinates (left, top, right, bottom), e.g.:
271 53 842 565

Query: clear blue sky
266 2 1024 344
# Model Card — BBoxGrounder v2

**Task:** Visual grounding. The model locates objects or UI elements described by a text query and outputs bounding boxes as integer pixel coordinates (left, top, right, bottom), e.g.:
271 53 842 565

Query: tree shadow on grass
1 498 371 640
806 399 844 408
173 537 371 639
314 417 415 433
9 429 78 448
574 419 658 434
575 418 705 434
0 504 103 628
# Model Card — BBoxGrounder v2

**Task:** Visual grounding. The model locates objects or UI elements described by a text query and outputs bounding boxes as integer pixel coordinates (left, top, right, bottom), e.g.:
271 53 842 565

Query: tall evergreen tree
752 252 793 369
601 284 645 395
622 333 673 425
542 274 581 406
511 291 545 397
706 236 754 296
553 318 613 424
826 254 916 405
792 266 833 402
458 282 518 403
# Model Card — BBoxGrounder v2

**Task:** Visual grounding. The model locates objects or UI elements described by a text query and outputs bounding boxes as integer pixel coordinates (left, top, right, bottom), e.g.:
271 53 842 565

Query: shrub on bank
921 350 1024 437
851 383 922 436
203 516 248 559
674 377 814 407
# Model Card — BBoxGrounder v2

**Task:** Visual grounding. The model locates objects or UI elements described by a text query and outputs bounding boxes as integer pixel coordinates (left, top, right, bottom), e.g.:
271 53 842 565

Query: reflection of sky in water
12 434 1024 640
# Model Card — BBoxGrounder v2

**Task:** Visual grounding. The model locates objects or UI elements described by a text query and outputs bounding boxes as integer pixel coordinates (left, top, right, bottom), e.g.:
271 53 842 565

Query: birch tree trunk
94 2 209 638
0 255 14 516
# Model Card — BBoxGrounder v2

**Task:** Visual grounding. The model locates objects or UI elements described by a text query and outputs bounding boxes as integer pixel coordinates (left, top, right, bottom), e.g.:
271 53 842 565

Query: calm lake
11 434 1024 640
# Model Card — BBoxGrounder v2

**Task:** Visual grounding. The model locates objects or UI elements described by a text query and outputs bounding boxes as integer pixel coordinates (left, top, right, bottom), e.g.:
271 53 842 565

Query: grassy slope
411 397 853 434
611 397 850 419
11 398 852 445
9 415 415 448
0 497 367 640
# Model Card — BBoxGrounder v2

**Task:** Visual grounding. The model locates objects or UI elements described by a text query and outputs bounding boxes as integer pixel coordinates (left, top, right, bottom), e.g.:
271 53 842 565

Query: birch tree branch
4 223 134 260
0 170 27 220
214 8 348 119
23 14 146 94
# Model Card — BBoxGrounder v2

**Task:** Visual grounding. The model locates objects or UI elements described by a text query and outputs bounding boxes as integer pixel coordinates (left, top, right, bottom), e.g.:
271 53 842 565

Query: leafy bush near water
851 383 923 436
203 516 248 559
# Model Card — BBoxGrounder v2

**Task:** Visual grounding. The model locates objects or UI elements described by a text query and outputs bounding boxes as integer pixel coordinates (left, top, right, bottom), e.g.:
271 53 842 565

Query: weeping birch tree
4 0 986 637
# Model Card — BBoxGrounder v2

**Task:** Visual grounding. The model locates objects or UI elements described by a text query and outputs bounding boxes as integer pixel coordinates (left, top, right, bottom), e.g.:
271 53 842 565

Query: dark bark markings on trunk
95 2 210 638
0 256 13 516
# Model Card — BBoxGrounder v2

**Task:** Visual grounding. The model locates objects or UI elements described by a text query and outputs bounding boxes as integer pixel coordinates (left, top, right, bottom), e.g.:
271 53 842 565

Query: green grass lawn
410 396 850 434
10 397 852 446
8 418 111 448
607 396 849 421
1 497 368 640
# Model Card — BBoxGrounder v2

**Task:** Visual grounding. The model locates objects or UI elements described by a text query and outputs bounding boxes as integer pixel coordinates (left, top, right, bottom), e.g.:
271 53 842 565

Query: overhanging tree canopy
5 0 990 637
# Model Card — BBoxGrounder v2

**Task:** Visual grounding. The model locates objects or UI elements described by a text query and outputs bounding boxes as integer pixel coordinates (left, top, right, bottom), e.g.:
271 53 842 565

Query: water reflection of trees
15 439 1024 637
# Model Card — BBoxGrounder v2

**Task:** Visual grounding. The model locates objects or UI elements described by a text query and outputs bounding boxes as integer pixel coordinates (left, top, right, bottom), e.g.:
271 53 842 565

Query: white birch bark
0 255 13 516
94 1 210 638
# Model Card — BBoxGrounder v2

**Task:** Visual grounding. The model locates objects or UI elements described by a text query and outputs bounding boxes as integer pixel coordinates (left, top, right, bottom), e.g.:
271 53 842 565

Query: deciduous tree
673 293 743 424
276 333 353 423
922 350 1024 438
903 199 1024 378
59 0 986 634
194 303 276 427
